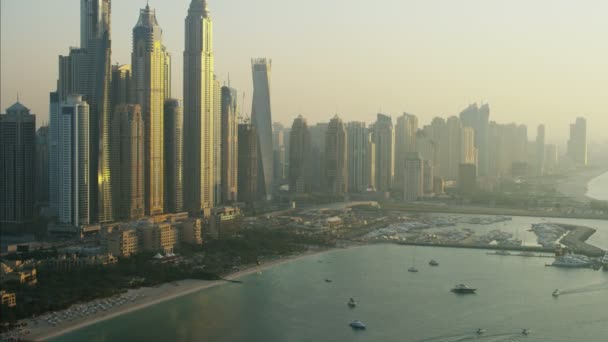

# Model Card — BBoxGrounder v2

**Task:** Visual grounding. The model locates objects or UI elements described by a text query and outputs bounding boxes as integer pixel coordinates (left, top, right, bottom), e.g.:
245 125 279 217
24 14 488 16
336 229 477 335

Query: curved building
251 58 273 200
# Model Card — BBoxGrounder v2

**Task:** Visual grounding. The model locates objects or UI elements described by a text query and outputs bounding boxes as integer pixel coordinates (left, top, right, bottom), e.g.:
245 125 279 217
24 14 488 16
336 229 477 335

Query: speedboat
429 260 439 266
476 328 486 335
325 278 332 283
451 284 477 294
349 320 366 330
522 329 531 335
408 266 419 273
552 289 560 297
348 298 357 308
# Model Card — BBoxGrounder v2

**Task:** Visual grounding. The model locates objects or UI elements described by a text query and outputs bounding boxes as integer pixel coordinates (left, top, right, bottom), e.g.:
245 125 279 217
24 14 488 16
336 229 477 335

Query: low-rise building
0 261 37 286
106 229 141 257
0 290 16 308
139 223 180 254
180 218 203 245
42 254 118 272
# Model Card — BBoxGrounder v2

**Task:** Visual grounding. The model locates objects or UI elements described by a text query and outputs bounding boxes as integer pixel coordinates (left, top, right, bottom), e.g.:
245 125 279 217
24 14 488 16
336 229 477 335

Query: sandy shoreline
555 167 608 203
23 247 344 341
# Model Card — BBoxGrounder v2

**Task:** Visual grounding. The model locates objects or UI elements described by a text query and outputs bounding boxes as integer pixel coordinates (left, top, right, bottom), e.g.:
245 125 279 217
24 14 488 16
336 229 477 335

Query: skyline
2 0 608 143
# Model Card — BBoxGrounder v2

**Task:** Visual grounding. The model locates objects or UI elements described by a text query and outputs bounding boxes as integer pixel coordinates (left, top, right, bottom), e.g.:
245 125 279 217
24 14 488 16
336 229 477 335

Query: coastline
24 247 346 342
555 167 608 203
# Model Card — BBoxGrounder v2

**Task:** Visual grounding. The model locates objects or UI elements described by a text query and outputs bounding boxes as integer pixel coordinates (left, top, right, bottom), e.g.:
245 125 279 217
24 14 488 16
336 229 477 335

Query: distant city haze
2 0 607 142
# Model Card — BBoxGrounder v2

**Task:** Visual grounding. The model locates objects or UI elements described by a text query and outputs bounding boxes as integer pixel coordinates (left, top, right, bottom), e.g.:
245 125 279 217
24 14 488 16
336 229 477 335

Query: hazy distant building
416 128 439 181
459 103 490 176
221 86 239 203
567 117 587 166
325 116 348 197
545 144 558 173
403 152 423 202
458 163 477 195
251 58 274 200
35 126 50 206
213 76 222 205
535 125 546 175
394 113 418 189
110 104 145 220
132 4 171 216
111 64 133 107
289 116 312 195
423 160 433 194
372 114 394 193
461 127 477 166
184 0 215 215
347 122 371 193
0 102 36 229
433 177 445 195
57 95 90 226
273 123 287 184
309 123 328 192
446 116 462 181
238 123 258 205
164 99 184 213
366 134 376 191
428 117 448 179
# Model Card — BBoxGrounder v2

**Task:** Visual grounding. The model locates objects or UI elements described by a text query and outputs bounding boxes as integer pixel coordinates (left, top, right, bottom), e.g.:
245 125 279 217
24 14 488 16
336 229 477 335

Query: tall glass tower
184 0 215 215
251 58 273 200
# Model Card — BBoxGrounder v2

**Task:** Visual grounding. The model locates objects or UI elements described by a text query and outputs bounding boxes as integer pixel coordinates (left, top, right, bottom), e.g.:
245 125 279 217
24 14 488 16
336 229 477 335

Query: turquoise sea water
587 171 608 201
53 242 608 342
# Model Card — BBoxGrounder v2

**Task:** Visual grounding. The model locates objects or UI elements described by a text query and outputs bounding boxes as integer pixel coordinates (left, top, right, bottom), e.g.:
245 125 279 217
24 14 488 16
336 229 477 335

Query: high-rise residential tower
459 103 490 176
346 122 370 193
238 123 258 205
309 123 328 193
394 113 418 190
57 95 90 227
164 99 184 213
184 0 215 215
289 115 312 195
325 116 348 197
251 58 274 200
535 125 546 175
0 102 36 230
110 104 145 220
111 64 133 107
372 114 394 193
221 86 239 203
273 122 287 185
213 76 222 205
35 126 50 206
132 4 170 216
567 117 587 166
403 152 424 202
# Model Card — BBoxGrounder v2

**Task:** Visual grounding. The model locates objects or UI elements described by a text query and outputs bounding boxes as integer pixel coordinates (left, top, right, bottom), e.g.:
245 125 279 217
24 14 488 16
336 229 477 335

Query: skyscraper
535 125 546 176
289 115 312 195
459 103 490 176
238 123 258 205
372 114 394 193
403 152 423 202
251 58 274 200
111 64 133 107
273 123 287 185
110 104 145 220
325 116 348 197
346 122 369 193
446 116 463 181
57 95 90 227
221 86 239 203
213 76 222 205
164 99 184 213
567 117 587 166
0 102 36 230
132 4 170 216
309 123 328 193
184 0 215 215
79 0 113 223
394 113 418 190
35 126 50 206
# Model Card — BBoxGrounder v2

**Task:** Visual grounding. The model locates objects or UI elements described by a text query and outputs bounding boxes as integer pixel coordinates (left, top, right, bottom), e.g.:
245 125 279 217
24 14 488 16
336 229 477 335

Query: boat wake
559 281 608 296
419 332 522 342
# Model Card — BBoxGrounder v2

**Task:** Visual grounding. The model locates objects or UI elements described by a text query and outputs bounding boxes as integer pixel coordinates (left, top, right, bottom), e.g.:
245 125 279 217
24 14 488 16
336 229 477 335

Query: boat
522 329 531 335
348 298 357 308
518 251 536 257
494 250 511 256
349 320 366 330
325 278 332 283
552 289 560 297
451 284 477 294
429 260 439 266
602 253 608 271
551 254 591 268
476 328 486 335
408 266 419 273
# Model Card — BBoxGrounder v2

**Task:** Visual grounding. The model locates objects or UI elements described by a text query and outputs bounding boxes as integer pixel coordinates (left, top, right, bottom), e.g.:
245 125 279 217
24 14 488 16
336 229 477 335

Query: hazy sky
1 0 607 143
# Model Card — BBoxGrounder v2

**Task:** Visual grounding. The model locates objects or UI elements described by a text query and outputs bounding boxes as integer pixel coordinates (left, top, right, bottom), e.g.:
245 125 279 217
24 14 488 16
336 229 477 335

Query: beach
23 247 342 342
555 167 608 203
